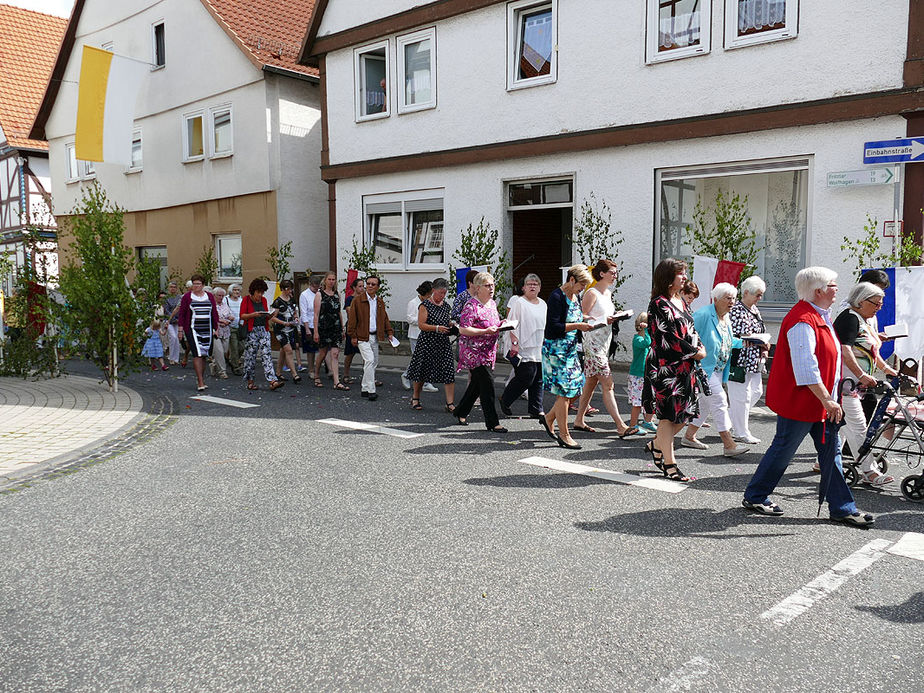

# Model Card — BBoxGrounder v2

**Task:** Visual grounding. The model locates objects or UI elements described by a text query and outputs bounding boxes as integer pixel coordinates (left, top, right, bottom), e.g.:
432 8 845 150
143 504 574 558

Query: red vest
766 301 840 423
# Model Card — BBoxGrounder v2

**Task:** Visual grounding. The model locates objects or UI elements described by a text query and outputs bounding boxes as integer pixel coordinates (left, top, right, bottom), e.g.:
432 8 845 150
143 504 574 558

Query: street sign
863 138 924 164
827 167 896 188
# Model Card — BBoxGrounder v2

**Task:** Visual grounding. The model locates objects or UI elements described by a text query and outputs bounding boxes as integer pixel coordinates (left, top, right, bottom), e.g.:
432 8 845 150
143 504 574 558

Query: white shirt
299 287 317 329
367 292 378 334
224 296 242 327
508 297 547 362
407 296 422 340
788 301 842 388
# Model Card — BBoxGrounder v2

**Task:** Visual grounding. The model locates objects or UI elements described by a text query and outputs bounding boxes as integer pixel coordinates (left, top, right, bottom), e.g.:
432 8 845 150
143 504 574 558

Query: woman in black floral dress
313 271 348 390
642 258 706 482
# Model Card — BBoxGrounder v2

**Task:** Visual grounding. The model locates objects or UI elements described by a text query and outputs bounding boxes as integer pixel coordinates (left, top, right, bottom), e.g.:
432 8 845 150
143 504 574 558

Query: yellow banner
75 45 113 162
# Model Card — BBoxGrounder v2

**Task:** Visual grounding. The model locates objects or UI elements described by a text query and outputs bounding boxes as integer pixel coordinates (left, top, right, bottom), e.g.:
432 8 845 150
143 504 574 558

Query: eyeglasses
865 298 883 307
826 283 838 288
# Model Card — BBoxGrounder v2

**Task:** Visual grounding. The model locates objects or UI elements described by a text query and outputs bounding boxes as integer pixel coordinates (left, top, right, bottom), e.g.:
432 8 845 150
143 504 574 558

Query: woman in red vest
742 267 874 527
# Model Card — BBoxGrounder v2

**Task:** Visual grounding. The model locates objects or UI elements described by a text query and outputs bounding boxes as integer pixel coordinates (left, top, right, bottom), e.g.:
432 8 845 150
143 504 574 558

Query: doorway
512 208 571 299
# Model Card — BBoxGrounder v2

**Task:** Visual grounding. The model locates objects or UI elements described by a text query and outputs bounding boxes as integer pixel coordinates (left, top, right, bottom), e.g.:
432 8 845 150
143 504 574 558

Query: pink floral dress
458 298 501 371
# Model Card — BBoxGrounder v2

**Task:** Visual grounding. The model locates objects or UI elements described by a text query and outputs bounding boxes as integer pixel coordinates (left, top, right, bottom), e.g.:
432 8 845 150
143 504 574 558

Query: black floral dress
404 300 455 384
642 294 700 423
316 291 342 348
729 300 765 373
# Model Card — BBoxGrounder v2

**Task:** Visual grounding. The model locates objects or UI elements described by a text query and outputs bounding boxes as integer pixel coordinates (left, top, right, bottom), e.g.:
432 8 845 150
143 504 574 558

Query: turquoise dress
542 294 585 398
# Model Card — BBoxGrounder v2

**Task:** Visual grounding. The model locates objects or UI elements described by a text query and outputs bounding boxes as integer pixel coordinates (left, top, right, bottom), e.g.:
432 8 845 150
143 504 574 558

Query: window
64 143 96 181
725 0 797 49
129 129 142 171
210 106 233 157
101 41 113 52
183 112 204 161
364 193 445 269
508 179 573 208
508 0 557 89
215 234 243 279
646 0 711 63
137 246 168 288
152 21 165 68
656 158 810 307
354 41 389 121
397 28 436 113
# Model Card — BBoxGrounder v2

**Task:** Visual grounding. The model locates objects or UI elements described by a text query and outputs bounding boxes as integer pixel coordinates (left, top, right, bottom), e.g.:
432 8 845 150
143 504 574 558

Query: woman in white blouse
499 274 547 417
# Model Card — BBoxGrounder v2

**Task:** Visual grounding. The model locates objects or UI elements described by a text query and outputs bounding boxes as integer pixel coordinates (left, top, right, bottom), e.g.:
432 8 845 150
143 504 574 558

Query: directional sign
827 167 896 188
863 138 924 164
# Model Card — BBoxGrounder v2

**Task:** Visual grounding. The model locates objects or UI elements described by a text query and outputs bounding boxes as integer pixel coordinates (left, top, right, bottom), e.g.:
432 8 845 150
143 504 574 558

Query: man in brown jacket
347 276 394 400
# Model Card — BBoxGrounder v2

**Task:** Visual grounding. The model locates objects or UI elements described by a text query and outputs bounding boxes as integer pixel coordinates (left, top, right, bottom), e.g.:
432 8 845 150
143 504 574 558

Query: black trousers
455 365 499 429
500 359 544 415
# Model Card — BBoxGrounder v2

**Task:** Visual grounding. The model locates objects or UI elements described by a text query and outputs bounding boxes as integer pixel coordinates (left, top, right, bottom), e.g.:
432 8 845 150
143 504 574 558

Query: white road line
190 395 260 409
646 656 716 692
520 456 687 493
317 418 423 439
887 532 924 562
760 538 892 627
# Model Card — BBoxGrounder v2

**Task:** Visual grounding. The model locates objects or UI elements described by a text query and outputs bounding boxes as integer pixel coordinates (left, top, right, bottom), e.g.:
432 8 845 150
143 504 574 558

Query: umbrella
817 380 852 515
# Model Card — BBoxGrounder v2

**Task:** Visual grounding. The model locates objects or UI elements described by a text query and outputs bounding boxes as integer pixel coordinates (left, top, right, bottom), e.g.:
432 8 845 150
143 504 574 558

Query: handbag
728 347 745 384
694 364 712 396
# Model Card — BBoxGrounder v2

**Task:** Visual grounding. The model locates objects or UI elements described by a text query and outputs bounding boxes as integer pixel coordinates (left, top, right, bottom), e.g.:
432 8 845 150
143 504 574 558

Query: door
512 208 571 299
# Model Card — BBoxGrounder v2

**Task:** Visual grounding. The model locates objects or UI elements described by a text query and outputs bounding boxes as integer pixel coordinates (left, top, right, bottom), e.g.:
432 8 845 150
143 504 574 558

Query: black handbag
694 364 712 396
728 347 746 383
237 323 248 341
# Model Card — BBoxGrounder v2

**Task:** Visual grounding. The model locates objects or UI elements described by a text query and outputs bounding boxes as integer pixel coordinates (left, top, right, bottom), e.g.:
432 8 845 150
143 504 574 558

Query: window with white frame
182 112 204 161
152 21 165 68
355 41 389 120
215 234 243 279
725 0 797 49
210 106 232 157
101 41 113 52
656 158 810 307
646 0 711 63
397 28 436 113
364 193 445 269
508 0 557 89
137 245 168 288
65 143 96 181
129 129 142 171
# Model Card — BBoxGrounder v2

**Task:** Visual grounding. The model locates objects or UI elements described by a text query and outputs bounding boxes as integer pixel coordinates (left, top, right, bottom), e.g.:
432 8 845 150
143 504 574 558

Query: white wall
324 0 908 166
333 116 904 346
44 0 271 214
317 0 432 38
265 73 328 275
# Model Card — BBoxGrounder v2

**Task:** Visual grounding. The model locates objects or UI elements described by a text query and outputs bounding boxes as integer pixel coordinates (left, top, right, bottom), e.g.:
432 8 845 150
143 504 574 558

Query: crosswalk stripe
317 417 423 439
519 456 688 493
887 532 924 562
190 395 260 409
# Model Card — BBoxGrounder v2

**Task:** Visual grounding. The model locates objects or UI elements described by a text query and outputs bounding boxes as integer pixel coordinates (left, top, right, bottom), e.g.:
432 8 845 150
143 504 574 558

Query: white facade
315 0 915 343
43 0 326 278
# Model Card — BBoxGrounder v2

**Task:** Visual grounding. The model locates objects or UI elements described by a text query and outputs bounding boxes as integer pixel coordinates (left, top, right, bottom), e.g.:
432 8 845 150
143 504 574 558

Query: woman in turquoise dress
541 265 593 449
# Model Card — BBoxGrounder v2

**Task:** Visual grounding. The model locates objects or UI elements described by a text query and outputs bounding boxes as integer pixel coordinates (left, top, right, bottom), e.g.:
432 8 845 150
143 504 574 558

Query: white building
31 0 328 289
299 0 924 331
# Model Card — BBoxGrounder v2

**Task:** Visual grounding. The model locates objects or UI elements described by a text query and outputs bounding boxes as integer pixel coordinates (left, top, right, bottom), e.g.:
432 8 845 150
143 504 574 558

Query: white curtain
738 0 786 33
659 10 701 49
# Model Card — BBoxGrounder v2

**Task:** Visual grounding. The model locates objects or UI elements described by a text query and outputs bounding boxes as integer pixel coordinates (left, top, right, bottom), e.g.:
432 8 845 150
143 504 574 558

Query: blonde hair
151 318 162 330
635 311 648 332
471 272 495 288
566 264 593 286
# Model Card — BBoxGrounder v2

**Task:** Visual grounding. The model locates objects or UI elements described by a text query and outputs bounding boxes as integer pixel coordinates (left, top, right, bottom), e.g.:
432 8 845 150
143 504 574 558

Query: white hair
212 286 226 296
795 266 837 301
846 281 884 309
228 283 242 293
740 275 766 297
711 282 737 301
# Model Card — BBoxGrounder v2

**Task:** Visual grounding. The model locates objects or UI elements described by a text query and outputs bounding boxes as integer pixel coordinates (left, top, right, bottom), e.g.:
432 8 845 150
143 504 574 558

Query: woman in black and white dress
404 278 456 411
177 273 219 392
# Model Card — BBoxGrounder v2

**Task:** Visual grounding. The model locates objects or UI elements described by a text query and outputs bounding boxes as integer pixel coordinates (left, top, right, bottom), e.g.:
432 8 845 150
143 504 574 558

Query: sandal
270 380 285 391
247 381 258 390
445 403 456 414
619 425 640 439
861 470 894 487
411 398 423 410
293 375 302 384
663 463 691 483
644 441 665 471
313 378 324 388
334 383 350 391
573 424 596 433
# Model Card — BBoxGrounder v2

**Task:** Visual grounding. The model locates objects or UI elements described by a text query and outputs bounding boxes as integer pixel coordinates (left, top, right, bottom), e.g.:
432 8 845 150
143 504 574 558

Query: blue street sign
863 138 924 164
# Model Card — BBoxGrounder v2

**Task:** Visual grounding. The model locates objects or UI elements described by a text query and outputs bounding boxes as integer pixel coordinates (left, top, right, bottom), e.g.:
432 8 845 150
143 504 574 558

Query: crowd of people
149 261 901 527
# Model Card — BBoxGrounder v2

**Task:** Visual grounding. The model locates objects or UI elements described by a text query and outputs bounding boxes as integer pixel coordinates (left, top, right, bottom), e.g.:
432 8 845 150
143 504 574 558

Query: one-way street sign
863 138 924 164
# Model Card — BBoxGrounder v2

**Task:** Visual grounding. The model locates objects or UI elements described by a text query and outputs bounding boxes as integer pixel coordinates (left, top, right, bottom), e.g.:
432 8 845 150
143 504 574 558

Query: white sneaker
680 437 708 450
723 445 750 457
422 383 438 392
401 375 411 390
735 435 761 444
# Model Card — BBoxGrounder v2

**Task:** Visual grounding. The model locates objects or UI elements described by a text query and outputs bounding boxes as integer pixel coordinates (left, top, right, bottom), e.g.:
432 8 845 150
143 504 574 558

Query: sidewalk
0 375 144 485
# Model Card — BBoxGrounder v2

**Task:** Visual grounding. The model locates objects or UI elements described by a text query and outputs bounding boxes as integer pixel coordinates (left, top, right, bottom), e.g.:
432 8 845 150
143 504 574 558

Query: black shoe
556 435 581 450
489 426 508 433
498 397 513 416
361 391 370 398
368 393 378 401
539 417 556 440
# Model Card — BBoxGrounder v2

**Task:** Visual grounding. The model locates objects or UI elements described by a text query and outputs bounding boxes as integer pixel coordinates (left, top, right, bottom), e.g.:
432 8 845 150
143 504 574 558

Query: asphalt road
2 359 923 691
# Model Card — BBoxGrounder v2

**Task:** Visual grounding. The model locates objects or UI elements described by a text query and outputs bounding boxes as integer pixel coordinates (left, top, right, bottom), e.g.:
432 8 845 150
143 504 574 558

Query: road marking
646 656 716 692
760 538 892 627
887 532 924 562
317 418 423 439
519 456 687 493
190 395 260 409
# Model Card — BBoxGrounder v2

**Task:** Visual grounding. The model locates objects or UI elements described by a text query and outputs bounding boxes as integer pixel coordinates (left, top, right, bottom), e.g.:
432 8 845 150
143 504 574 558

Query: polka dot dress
405 300 455 384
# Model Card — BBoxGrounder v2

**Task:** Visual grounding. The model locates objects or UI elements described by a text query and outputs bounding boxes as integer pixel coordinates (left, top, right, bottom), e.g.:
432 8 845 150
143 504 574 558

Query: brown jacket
347 291 394 341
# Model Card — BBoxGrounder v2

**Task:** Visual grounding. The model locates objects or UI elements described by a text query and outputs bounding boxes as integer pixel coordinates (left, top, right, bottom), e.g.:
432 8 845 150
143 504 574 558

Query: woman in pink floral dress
453 272 506 432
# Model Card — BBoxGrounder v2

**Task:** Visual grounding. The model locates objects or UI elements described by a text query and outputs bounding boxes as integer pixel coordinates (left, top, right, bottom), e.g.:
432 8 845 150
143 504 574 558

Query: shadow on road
463 473 611 489
574 507 814 539
855 592 924 623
